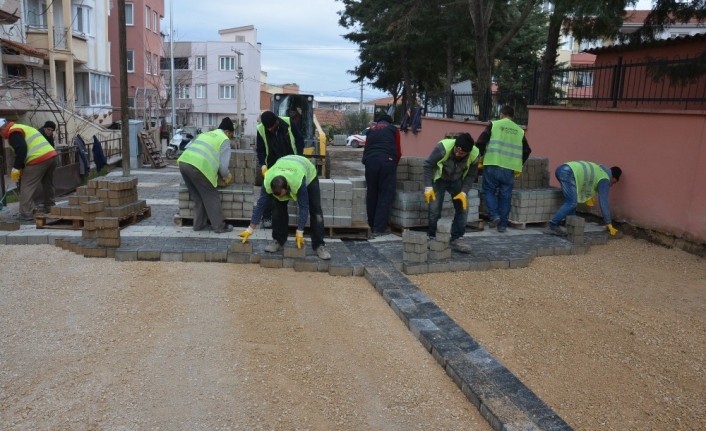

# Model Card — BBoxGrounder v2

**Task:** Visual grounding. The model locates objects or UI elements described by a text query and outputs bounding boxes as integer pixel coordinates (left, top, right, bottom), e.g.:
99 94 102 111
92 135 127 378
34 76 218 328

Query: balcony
25 26 88 63
0 0 21 24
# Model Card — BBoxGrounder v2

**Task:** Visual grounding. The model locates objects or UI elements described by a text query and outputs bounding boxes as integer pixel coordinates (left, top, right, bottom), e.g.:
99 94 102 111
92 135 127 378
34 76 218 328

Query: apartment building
0 0 111 122
108 0 164 124
162 25 261 135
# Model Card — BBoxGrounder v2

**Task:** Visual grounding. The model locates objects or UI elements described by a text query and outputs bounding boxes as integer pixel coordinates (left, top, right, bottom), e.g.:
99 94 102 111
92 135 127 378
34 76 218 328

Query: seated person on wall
238 155 331 260
422 132 480 254
544 161 622 237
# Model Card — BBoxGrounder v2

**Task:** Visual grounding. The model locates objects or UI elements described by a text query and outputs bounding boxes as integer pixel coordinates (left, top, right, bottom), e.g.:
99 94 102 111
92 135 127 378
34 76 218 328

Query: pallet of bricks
176 149 256 226
390 156 481 231
288 177 369 238
474 156 563 228
37 177 150 230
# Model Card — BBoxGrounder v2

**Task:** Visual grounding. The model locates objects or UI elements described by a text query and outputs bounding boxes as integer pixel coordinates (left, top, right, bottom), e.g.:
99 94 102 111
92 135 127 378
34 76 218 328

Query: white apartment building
163 25 261 135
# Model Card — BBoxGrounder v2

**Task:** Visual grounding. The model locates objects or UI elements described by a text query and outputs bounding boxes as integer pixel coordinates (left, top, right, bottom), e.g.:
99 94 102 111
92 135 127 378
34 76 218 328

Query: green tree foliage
342 110 371 135
536 0 636 105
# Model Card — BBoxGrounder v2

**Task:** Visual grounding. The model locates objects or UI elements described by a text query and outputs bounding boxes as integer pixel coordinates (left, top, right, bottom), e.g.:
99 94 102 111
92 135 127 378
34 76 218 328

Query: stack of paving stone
350 177 367 224
428 219 452 260
402 230 427 262
566 215 585 244
333 135 347 146
179 183 255 220
390 157 455 228
228 149 257 185
299 179 354 227
514 156 551 189
56 176 147 221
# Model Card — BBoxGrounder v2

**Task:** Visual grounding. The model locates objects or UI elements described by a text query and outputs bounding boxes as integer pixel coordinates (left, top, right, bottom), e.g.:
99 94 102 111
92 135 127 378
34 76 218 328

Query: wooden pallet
173 215 251 228
35 207 152 230
508 220 549 230
388 223 428 237
139 131 168 168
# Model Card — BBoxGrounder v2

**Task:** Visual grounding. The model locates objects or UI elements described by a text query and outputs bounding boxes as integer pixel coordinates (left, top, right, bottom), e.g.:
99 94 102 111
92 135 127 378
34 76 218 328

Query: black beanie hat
43 121 57 130
261 111 278 128
454 133 474 152
218 117 234 132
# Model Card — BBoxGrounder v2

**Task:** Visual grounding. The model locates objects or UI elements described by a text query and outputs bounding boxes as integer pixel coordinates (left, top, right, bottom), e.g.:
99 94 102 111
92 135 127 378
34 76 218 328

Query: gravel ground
0 245 491 431
411 237 706 431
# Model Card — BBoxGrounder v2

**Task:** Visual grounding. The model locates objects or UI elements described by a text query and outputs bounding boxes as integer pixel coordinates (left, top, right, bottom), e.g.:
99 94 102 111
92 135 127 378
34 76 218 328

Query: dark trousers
272 178 326 250
428 178 467 240
179 163 227 231
364 157 397 233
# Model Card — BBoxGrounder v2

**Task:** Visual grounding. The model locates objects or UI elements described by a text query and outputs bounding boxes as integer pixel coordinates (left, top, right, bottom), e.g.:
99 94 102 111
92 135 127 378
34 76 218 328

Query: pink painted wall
526 106 706 243
399 117 489 158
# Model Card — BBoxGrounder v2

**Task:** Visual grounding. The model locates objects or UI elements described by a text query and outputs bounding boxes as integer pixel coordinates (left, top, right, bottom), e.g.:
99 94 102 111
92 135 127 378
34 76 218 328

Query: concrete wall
526 106 706 244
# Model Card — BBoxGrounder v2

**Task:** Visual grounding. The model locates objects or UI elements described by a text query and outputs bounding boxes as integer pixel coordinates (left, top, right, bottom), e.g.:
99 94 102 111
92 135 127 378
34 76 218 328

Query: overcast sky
163 0 656 101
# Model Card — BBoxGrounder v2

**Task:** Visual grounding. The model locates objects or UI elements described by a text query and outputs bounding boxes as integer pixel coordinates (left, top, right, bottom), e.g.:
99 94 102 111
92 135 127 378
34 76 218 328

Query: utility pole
117 0 130 175
169 0 177 133
359 80 364 112
233 49 244 137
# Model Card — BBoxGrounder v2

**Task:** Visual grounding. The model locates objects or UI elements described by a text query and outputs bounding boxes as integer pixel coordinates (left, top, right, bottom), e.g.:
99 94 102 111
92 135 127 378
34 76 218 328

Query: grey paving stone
509 258 532 269
382 288 408 305
5 236 28 245
204 251 228 262
317 260 330 272
329 265 353 277
183 251 206 262
293 259 318 272
27 235 49 245
284 247 306 258
403 262 428 275
489 260 510 270
231 242 253 253
160 251 183 262
115 250 138 261
260 257 283 268
137 250 161 261
249 254 261 264
227 252 250 264
282 258 294 268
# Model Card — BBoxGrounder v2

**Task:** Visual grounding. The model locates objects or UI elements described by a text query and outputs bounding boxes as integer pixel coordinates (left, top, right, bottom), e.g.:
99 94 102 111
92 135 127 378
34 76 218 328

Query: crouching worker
238 155 331 260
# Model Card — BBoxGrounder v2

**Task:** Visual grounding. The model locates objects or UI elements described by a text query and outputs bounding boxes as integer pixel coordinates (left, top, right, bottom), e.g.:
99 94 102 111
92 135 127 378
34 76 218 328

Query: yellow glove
514 171 522 178
261 165 268 176
452 192 467 210
10 168 21 182
606 224 618 236
295 230 305 249
224 172 233 185
238 226 255 243
478 157 483 169
585 196 595 207
424 187 436 204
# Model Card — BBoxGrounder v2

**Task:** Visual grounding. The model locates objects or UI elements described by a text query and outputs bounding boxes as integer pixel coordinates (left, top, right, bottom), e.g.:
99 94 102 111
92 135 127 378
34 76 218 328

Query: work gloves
10 168 21 182
261 165 268 176
585 196 595 207
295 230 305 249
238 226 255 243
606 224 618 236
477 157 483 169
514 171 522 178
424 187 436 204
224 172 233 185
452 192 468 210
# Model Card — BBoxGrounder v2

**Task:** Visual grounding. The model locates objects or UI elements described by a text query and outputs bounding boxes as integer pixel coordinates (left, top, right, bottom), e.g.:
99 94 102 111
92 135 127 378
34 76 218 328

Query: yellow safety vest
177 129 228 187
483 118 524 172
434 139 479 182
257 116 297 161
264 155 317 202
6 124 55 164
567 161 611 203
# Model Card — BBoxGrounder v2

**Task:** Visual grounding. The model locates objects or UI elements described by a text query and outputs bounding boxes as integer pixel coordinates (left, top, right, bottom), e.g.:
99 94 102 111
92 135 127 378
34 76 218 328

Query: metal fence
423 56 706 125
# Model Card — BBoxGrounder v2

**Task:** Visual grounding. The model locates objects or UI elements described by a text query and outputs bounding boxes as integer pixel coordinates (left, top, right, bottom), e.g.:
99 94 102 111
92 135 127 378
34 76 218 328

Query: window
235 35 245 42
196 56 206 71
72 6 90 35
560 35 574 51
195 84 206 99
153 53 159 74
203 113 216 126
125 3 134 25
89 73 110 106
145 51 151 74
575 71 594 87
127 97 135 108
145 6 151 30
219 85 235 99
126 50 134 72
219 57 235 71
579 39 603 51
153 11 158 33
26 0 47 27
176 85 190 99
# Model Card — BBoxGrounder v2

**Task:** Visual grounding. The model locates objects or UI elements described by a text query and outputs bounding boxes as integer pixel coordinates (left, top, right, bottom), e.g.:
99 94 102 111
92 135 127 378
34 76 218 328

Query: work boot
265 240 282 253
315 245 331 260
17 214 34 222
214 224 233 234
450 239 472 254
497 227 506 233
488 217 500 228
543 223 566 236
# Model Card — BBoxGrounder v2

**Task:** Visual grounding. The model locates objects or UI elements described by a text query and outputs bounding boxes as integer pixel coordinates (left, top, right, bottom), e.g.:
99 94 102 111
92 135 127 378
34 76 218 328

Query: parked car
346 127 370 148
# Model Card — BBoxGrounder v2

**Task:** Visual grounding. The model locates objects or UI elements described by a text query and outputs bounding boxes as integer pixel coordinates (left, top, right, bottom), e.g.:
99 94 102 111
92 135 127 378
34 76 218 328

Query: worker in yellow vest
475 105 532 233
238 155 331 260
256 110 304 227
0 118 58 221
177 117 234 233
544 161 622 236
422 133 480 253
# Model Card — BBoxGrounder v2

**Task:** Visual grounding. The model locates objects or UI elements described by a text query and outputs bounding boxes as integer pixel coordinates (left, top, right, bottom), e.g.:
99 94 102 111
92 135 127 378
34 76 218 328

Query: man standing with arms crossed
475 106 531 233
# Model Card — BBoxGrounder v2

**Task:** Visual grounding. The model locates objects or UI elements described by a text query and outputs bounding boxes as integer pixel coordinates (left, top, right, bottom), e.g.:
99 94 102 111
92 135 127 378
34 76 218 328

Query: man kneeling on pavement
422 132 479 254
238 155 331 260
